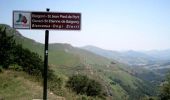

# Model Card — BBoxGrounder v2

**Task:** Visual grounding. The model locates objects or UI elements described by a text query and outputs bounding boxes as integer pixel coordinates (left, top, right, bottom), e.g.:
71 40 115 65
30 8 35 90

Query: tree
0 27 15 68
0 26 44 76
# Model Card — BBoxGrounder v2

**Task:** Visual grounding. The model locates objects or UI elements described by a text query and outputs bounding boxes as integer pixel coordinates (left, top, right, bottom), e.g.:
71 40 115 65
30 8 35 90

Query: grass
48 50 80 67
0 70 103 100
0 70 64 100
111 84 129 100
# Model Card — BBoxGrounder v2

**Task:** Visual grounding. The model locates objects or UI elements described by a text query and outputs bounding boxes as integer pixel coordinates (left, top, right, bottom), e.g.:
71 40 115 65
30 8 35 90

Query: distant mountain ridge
144 50 170 60
82 45 170 65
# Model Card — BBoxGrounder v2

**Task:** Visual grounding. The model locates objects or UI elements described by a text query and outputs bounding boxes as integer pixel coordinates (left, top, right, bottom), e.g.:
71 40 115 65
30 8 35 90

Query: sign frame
13 10 81 30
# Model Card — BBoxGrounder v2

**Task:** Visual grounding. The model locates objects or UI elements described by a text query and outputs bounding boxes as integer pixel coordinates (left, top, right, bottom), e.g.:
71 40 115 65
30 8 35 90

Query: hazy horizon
1 0 170 51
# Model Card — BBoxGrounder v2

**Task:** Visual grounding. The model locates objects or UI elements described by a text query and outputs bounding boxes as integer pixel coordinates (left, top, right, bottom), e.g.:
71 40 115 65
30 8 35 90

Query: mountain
82 45 156 66
145 50 170 60
82 45 170 70
82 45 170 83
0 24 158 100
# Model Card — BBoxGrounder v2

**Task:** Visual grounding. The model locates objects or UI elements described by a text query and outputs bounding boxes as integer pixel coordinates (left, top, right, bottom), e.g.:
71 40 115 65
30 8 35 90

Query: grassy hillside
0 24 157 100
0 70 64 100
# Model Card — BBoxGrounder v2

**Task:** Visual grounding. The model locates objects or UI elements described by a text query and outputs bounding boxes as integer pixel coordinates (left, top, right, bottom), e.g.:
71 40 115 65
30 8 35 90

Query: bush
87 80 102 96
67 75 102 96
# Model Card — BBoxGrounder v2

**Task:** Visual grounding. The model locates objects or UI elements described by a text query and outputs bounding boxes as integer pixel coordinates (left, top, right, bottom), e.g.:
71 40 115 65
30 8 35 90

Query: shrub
67 75 102 96
87 80 102 96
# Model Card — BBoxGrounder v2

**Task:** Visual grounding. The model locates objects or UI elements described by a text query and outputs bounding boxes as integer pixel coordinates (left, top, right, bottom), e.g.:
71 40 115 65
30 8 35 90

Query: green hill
0 24 157 100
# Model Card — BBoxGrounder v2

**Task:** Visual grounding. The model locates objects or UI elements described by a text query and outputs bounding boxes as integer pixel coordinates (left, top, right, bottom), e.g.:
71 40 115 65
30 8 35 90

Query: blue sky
1 0 170 51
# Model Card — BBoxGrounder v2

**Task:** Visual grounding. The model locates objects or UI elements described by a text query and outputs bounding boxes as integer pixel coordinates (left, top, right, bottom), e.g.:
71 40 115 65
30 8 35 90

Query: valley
0 24 169 100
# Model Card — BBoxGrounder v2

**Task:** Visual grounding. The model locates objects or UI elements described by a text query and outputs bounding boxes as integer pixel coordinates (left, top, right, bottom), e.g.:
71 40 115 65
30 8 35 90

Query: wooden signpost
13 9 81 100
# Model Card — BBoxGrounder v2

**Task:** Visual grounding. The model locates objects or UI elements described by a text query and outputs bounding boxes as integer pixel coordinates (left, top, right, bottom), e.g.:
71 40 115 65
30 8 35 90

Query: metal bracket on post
43 8 50 100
